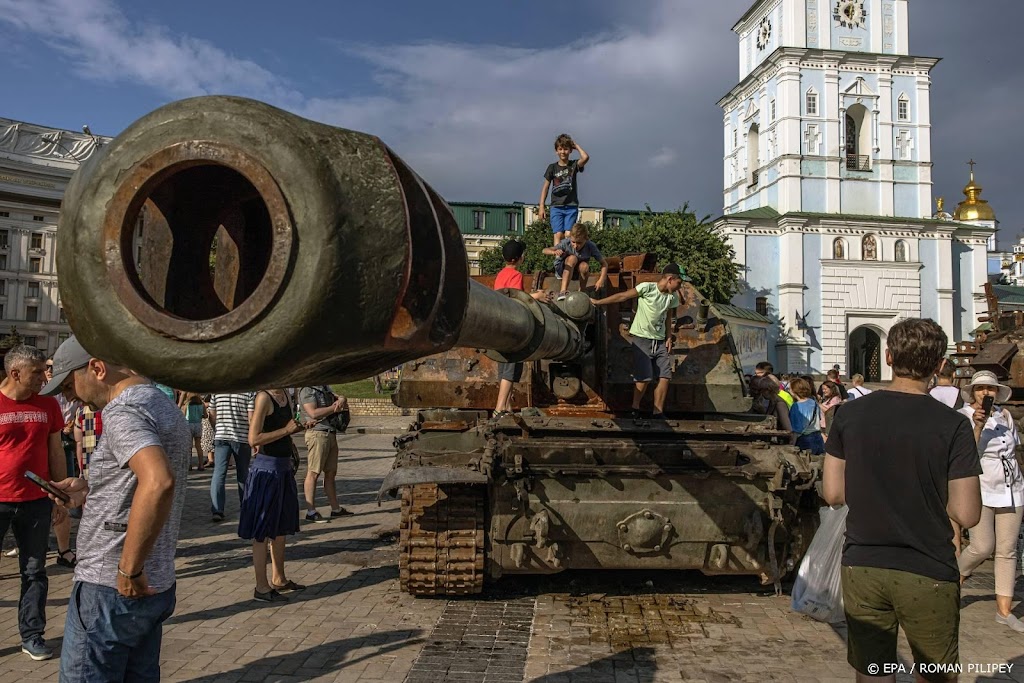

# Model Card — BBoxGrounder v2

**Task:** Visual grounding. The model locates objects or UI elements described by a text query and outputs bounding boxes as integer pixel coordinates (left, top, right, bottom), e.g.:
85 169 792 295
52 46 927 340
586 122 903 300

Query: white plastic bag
791 505 849 623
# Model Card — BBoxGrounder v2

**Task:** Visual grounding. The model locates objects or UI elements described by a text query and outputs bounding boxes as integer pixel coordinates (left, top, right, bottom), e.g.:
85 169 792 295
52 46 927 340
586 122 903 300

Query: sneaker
21 636 52 661
996 613 1024 633
629 409 642 420
5 547 18 558
493 410 511 421
330 508 354 518
253 588 288 603
212 512 225 523
304 511 328 523
556 291 568 301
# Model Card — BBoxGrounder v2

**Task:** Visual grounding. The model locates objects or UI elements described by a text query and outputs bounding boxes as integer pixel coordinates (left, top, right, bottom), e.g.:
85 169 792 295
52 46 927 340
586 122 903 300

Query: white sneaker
4 547 17 557
996 613 1024 633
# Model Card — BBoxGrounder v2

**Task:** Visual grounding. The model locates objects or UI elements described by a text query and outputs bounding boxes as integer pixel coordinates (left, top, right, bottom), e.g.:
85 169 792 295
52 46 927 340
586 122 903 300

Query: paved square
0 421 1019 682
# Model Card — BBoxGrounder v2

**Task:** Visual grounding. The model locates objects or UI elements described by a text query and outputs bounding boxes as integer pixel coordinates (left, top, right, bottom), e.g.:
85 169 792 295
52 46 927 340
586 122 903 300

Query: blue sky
0 0 1020 235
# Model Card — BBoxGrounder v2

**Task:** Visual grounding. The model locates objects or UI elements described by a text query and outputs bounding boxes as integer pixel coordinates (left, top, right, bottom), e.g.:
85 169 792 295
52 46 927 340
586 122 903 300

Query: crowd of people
0 335 353 680
0 134 1017 681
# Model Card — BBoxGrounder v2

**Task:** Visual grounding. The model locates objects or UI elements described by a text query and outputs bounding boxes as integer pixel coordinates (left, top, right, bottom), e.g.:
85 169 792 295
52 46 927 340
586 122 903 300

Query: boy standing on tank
538 134 589 246
592 264 688 419
492 240 552 418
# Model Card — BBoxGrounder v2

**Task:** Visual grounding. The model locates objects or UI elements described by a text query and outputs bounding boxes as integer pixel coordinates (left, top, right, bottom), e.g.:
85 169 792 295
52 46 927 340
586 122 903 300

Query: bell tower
719 0 938 219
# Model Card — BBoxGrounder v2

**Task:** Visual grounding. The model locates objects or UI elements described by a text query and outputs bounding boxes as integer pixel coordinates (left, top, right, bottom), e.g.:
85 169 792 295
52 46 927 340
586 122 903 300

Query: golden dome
954 161 996 222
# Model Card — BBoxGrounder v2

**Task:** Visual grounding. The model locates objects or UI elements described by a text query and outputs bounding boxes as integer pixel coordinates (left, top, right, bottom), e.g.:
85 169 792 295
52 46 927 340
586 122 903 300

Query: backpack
308 386 351 433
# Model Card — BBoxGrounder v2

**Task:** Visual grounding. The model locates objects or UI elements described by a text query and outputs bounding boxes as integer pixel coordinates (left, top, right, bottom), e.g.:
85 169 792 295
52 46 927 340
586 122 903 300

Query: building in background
0 117 110 355
450 201 646 274
715 0 994 380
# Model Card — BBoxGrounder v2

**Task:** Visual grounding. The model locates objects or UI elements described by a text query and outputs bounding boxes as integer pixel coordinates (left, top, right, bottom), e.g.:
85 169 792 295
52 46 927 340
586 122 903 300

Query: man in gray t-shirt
42 336 191 682
298 385 350 521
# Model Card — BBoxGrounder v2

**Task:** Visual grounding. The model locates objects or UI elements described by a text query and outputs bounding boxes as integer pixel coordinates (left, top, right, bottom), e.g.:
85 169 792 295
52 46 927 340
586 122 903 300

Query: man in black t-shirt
823 318 981 682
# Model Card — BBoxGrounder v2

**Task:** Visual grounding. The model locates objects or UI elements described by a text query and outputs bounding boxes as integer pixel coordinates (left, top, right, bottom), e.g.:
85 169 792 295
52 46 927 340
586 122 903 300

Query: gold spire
953 159 996 222
933 196 951 221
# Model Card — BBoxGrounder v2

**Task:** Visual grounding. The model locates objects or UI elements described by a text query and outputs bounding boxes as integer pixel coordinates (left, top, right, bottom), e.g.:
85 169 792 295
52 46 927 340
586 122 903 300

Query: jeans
211 439 252 516
549 205 578 234
0 497 52 642
60 582 176 683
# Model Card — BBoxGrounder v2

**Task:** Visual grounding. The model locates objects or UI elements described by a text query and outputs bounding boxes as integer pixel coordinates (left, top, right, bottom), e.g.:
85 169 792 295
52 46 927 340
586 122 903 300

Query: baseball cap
41 336 92 396
502 240 527 262
662 263 692 282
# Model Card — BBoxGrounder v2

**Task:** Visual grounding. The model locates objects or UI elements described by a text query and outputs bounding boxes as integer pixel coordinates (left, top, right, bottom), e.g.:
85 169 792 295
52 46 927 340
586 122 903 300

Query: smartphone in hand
982 395 995 418
24 471 71 503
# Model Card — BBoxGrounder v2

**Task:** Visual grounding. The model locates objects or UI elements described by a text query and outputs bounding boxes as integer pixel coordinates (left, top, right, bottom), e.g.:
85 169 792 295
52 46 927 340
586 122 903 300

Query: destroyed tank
951 282 1024 418
55 95 823 596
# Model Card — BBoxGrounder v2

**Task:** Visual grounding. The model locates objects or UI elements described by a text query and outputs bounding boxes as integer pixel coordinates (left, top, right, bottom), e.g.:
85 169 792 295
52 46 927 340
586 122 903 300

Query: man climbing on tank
592 263 689 419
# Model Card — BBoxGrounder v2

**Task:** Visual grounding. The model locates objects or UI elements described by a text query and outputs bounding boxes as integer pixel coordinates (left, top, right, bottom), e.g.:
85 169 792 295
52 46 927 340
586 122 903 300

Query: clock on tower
833 0 866 29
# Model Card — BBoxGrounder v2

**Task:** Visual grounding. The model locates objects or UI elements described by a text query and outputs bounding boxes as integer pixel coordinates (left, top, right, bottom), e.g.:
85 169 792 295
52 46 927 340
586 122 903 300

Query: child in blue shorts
538 133 590 246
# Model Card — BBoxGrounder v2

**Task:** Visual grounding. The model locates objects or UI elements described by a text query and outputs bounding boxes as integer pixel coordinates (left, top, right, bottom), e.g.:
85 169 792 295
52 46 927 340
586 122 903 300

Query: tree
479 219 600 275
479 205 741 303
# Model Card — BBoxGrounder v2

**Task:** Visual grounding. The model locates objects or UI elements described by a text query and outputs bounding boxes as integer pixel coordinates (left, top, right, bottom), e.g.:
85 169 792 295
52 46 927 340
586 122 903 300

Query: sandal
56 550 77 568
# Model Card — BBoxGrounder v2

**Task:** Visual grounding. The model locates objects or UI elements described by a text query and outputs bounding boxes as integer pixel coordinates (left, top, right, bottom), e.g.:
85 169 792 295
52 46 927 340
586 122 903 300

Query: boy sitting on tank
492 240 553 419
542 223 608 302
592 263 689 419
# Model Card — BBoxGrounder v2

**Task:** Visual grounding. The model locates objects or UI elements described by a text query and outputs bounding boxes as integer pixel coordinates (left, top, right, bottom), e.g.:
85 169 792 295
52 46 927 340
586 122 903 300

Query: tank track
399 483 486 596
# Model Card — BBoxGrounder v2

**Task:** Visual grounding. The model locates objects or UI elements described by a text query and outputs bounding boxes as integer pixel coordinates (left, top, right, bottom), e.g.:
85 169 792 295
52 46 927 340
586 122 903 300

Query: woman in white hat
957 370 1024 632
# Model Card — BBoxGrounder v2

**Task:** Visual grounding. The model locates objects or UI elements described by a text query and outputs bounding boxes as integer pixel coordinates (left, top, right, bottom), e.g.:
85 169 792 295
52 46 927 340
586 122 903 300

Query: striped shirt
210 393 254 443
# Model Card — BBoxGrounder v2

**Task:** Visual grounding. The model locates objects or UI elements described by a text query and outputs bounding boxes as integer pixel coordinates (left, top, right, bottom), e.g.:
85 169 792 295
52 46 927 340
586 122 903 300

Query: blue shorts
549 205 578 234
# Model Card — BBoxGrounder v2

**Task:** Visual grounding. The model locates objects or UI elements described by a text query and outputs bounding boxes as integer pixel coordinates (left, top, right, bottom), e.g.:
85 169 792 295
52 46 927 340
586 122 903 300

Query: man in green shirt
593 264 688 418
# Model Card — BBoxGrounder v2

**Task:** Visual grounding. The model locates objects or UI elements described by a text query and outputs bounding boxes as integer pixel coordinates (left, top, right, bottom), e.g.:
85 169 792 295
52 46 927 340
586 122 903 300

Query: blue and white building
714 0 995 380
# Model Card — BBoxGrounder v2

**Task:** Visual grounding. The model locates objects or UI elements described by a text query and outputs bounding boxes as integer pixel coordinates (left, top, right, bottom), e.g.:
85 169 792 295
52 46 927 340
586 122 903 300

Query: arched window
862 234 878 261
845 103 871 170
747 123 760 185
894 240 908 262
833 238 847 260
806 88 819 116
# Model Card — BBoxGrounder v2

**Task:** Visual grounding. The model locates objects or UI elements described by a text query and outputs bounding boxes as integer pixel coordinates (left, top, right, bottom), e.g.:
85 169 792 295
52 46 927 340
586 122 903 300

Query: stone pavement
0 422 1019 682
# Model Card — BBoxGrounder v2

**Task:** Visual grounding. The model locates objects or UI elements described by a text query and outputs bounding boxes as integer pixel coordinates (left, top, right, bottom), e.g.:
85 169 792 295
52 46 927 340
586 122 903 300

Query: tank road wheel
399 483 486 596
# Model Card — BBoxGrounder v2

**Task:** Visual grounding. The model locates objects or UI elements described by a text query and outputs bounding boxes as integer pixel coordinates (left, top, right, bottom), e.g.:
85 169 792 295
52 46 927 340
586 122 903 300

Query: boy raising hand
539 134 589 246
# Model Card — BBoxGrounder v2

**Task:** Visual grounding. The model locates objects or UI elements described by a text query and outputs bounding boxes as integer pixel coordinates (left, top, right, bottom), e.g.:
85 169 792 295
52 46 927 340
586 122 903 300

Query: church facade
714 0 994 380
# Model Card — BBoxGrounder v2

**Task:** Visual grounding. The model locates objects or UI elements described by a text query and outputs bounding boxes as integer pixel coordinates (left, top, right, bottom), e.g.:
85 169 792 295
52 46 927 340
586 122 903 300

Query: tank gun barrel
56 96 588 392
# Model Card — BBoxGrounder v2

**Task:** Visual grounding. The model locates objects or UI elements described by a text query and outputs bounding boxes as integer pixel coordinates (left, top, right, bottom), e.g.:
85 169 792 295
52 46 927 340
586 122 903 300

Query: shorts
631 336 672 382
842 565 960 681
549 205 578 234
304 430 340 475
188 421 203 439
554 259 587 279
498 362 524 382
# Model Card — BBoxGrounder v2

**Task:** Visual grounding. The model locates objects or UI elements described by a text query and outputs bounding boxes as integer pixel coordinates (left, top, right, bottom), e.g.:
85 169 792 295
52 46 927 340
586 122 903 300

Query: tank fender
378 466 489 501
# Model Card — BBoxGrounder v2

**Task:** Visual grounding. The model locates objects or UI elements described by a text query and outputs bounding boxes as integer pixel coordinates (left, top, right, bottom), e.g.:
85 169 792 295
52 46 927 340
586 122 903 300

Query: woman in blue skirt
240 388 309 602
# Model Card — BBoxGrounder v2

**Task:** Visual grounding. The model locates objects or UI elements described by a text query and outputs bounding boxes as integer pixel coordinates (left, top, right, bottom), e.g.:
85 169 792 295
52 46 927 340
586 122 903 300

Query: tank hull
386 412 821 595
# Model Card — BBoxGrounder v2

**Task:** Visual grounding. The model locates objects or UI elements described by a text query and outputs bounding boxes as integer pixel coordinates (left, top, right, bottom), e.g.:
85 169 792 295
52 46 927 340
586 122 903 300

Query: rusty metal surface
399 484 486 596
397 267 748 414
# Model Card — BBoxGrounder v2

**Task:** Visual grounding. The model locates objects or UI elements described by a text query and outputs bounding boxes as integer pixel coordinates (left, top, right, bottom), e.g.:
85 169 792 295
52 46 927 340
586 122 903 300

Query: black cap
502 240 527 262
661 263 692 281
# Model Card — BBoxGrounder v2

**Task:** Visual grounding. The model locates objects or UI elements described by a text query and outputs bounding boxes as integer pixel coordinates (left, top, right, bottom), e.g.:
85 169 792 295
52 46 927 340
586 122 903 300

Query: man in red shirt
492 240 552 417
0 345 67 660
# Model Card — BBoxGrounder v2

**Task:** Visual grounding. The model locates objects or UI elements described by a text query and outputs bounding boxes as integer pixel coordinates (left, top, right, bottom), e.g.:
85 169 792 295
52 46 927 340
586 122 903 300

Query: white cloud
650 147 678 168
0 0 740 214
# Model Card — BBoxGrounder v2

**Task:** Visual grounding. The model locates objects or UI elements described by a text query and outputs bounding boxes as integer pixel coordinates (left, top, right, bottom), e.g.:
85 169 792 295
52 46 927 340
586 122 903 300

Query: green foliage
479 219 600 276
478 206 741 303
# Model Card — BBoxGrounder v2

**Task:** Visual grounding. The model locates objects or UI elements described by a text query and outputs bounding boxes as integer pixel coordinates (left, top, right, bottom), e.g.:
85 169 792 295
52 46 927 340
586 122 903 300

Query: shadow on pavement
176 629 423 683
528 647 657 682
164 565 397 626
